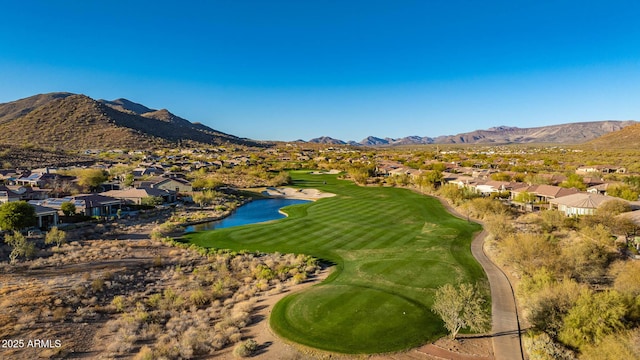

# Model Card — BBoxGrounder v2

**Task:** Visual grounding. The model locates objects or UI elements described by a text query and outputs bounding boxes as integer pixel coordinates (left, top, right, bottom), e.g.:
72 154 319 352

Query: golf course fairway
187 171 487 354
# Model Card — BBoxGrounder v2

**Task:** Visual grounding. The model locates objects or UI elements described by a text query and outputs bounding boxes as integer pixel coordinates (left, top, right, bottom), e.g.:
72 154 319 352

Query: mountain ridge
306 120 637 146
0 92 257 150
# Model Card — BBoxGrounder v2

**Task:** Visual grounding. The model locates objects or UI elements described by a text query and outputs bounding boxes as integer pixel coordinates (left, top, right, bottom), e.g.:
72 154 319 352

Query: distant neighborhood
0 144 639 236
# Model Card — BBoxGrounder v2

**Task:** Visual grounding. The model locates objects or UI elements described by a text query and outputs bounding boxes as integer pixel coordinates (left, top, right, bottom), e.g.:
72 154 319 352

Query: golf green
187 171 486 353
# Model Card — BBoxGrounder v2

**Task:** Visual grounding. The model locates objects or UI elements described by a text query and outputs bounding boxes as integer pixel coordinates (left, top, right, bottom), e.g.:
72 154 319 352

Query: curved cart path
471 230 524 360
437 198 525 360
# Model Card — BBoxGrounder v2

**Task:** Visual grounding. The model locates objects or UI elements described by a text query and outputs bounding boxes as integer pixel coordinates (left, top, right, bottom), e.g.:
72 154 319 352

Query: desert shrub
579 224 616 246
52 307 69 321
524 279 584 337
233 339 258 358
517 267 556 298
497 233 561 276
211 333 228 350
523 332 575 360
579 328 640 360
610 261 640 296
559 290 628 350
91 278 105 293
539 210 566 233
189 288 210 308
291 272 307 284
178 327 212 358
464 197 508 219
484 214 515 241
45 226 67 247
111 295 126 312
561 238 612 283
133 345 154 360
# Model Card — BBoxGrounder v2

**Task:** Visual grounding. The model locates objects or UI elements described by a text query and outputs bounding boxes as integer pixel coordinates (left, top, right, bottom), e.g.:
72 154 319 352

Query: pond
184 198 311 232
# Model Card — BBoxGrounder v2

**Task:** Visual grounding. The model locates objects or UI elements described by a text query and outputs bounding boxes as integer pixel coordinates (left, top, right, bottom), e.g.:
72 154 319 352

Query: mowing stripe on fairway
187 171 486 354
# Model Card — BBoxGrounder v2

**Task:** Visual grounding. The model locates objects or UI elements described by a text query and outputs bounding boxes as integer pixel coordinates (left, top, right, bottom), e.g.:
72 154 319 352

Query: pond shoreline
183 198 311 233
180 186 334 231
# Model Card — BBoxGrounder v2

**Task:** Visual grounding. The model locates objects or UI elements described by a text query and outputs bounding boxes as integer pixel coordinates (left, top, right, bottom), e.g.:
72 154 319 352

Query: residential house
102 188 176 205
473 180 528 196
587 182 621 196
14 172 75 190
15 172 55 187
0 185 21 203
152 177 192 193
30 204 59 229
511 184 580 210
132 167 164 178
5 185 50 201
0 170 28 185
582 177 605 187
549 193 628 216
576 165 626 175
32 194 122 217
388 167 422 178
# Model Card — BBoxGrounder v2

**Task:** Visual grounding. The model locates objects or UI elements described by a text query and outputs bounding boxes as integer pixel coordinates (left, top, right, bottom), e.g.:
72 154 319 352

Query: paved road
470 230 525 360
435 197 524 360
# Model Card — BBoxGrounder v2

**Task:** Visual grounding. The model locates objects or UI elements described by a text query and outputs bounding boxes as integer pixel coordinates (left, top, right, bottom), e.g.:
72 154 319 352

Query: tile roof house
511 184 580 203
102 188 176 205
152 177 192 193
473 180 529 195
549 193 628 216
587 182 621 196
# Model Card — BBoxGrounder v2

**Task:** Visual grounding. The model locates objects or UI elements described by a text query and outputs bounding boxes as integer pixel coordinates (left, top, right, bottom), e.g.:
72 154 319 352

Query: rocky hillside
584 123 640 150
431 121 636 144
0 92 73 124
0 93 256 150
0 144 94 169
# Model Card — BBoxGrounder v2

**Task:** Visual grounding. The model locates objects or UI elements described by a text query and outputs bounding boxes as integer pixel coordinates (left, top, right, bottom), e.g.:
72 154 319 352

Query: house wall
155 181 192 193
558 204 596 216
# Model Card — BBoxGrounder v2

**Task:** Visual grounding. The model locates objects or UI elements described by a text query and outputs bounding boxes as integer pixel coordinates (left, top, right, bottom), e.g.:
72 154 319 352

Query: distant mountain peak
99 98 156 115
360 136 389 146
308 136 346 145
487 125 518 131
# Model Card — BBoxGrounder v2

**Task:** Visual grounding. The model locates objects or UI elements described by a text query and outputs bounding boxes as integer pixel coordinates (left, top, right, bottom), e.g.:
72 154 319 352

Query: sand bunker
262 187 335 200
309 169 341 175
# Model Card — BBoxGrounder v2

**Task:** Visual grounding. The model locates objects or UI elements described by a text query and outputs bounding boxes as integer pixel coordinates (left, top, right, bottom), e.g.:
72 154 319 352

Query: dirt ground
0 210 494 360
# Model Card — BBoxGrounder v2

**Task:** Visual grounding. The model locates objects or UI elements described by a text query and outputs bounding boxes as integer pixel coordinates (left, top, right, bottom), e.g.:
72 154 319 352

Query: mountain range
308 121 637 146
0 92 256 150
0 92 637 151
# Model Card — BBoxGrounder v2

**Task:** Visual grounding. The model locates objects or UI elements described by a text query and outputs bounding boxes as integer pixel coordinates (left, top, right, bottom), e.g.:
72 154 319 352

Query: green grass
187 171 486 353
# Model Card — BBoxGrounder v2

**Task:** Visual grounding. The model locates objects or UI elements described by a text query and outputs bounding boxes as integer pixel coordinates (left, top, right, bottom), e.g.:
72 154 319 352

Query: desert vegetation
476 205 640 359
0 234 318 359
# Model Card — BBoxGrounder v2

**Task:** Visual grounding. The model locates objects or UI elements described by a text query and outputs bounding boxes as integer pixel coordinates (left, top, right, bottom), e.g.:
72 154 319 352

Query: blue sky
1 1 640 141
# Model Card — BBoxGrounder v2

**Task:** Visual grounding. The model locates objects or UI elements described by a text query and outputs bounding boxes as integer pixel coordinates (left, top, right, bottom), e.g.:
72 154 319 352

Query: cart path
437 198 525 360
471 230 524 360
